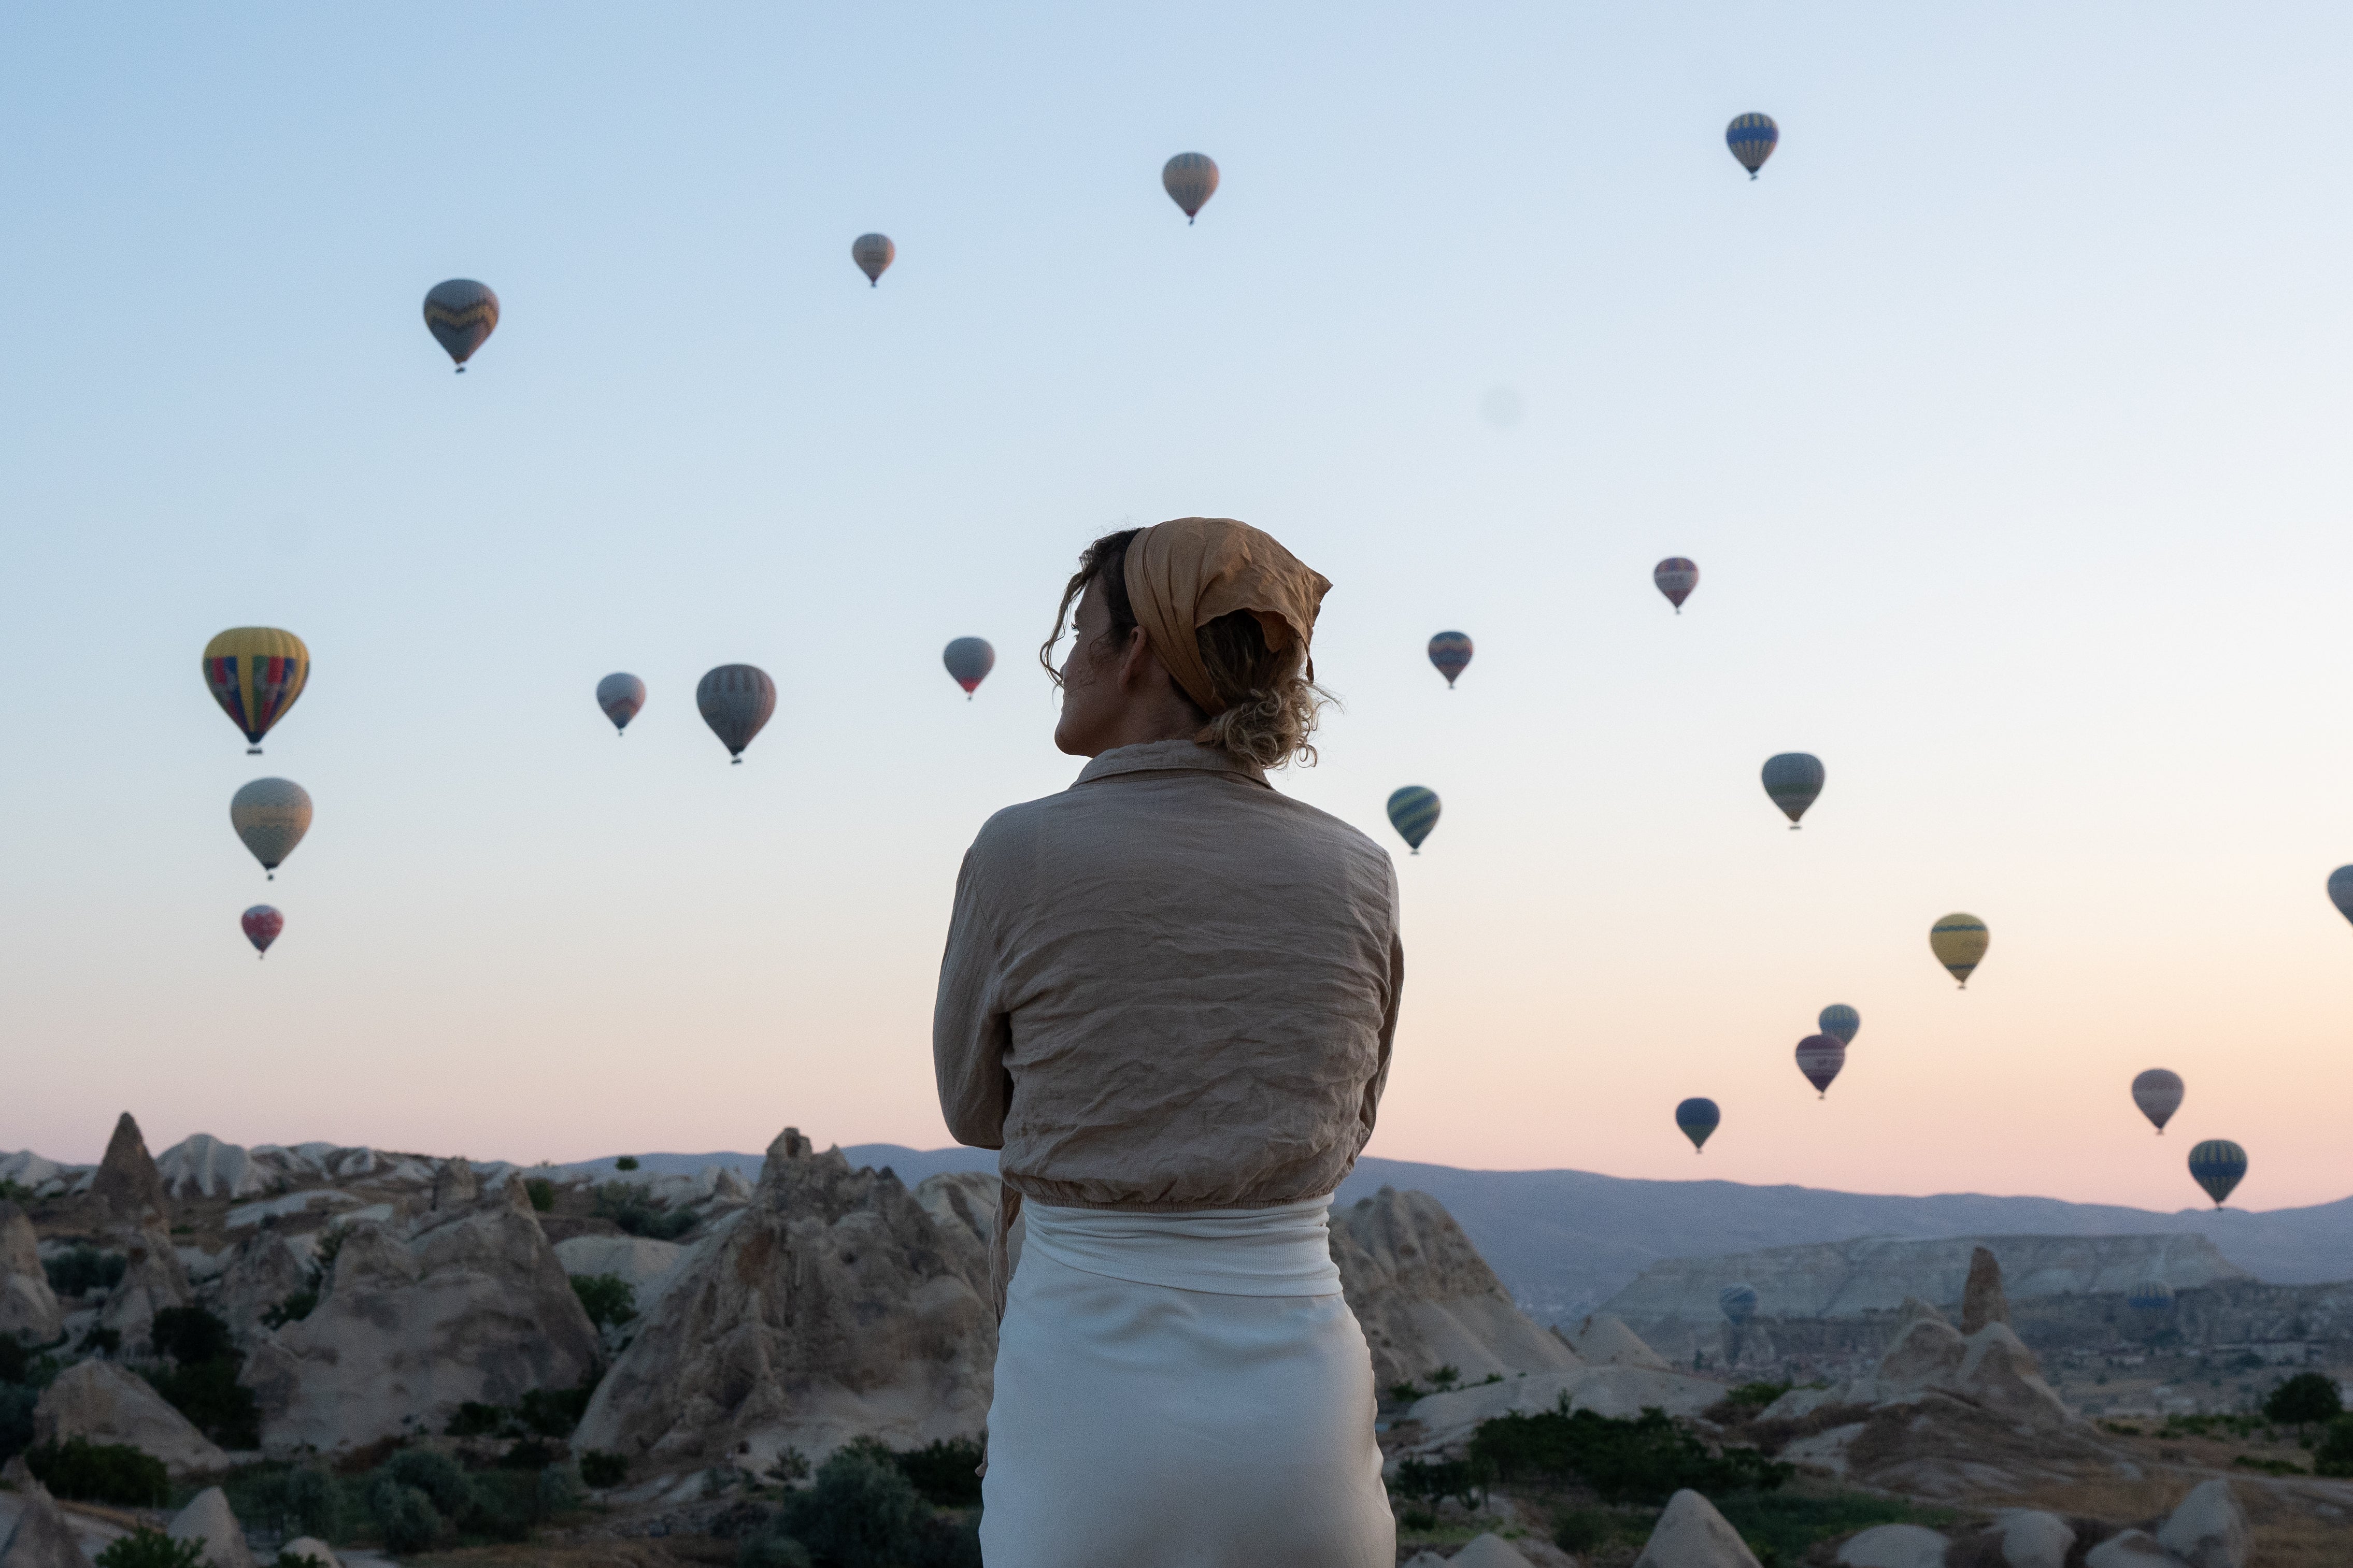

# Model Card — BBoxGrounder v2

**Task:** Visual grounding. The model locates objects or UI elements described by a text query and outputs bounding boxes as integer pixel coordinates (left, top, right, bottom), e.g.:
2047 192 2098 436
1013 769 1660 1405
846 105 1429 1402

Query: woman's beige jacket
933 739 1404 1218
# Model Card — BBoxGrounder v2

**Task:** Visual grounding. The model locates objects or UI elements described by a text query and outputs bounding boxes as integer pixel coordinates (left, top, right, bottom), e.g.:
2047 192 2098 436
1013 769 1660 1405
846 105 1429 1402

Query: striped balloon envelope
1760 753 1824 828
1818 1004 1860 1046
2131 1069 2184 1134
1653 558 1699 612
2187 1140 2247 1208
596 673 646 734
1162 153 1219 222
1386 787 1440 854
203 628 310 754
943 638 995 698
1719 1284 1758 1326
1675 1097 1720 1153
1794 1035 1845 1099
2328 866 2353 926
1427 632 1473 687
1930 913 1989 988
1726 113 1779 178
231 778 312 879
2127 1278 2175 1315
697 665 776 763
852 233 895 287
241 904 283 959
422 279 499 371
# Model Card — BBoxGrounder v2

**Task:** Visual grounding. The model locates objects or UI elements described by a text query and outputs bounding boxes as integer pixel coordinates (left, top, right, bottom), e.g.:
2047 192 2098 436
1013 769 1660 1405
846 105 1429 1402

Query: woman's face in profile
1053 583 1119 756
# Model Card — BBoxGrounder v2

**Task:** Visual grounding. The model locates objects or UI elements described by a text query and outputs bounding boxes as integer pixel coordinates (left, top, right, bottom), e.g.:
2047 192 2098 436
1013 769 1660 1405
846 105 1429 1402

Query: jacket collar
1074 739 1271 789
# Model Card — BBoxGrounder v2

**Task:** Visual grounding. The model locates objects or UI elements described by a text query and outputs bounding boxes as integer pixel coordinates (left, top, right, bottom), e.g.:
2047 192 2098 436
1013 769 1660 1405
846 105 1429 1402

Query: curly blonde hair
1040 528 1330 768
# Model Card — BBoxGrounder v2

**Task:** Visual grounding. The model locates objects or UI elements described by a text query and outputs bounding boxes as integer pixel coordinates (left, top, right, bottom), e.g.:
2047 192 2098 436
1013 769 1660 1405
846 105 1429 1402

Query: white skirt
980 1197 1394 1568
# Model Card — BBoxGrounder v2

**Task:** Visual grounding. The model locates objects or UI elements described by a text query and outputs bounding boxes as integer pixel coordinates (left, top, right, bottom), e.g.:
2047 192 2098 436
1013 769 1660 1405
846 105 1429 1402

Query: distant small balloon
2328 866 2353 926
2127 1278 2175 1315
1818 1004 1860 1047
1794 1034 1845 1099
1387 787 1441 854
241 904 282 959
1727 113 1779 179
596 673 646 735
1427 632 1473 688
422 279 499 371
1930 913 1989 988
696 665 776 763
852 233 895 286
1719 1284 1758 1326
1675 1097 1720 1153
1761 753 1824 828
2131 1069 2184 1135
1163 153 1219 222
1654 558 1699 613
231 778 312 879
2187 1139 2246 1208
944 637 996 698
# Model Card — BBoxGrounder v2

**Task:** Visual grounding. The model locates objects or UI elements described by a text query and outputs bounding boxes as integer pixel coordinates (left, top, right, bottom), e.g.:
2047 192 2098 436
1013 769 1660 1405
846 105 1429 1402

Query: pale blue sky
6 5 2352 1210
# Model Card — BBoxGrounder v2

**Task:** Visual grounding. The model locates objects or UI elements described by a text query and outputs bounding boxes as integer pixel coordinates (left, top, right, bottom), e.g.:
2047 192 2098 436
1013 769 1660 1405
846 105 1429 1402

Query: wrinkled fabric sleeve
1360 925 1403 1144
934 846 1013 1150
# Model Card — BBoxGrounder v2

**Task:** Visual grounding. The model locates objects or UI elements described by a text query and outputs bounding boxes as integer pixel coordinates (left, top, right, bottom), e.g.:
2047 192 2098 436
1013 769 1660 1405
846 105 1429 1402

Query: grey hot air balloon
422 280 500 371
852 233 895 286
232 778 312 879
943 638 995 698
2132 1069 2185 1134
1761 753 1825 828
596 673 646 735
697 665 776 763
1163 153 1219 223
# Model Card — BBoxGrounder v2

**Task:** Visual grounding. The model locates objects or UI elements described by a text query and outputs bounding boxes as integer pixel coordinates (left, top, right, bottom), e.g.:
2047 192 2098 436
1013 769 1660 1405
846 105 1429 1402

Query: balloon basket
732 757 743 765
247 746 262 755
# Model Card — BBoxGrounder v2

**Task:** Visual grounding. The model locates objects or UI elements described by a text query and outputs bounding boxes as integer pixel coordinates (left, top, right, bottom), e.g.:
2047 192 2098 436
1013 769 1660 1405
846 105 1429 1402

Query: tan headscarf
1122 517 1331 714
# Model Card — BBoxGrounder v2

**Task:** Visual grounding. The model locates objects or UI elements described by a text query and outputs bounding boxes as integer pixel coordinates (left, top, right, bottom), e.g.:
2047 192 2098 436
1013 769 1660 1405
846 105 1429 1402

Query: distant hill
559 1143 2353 1319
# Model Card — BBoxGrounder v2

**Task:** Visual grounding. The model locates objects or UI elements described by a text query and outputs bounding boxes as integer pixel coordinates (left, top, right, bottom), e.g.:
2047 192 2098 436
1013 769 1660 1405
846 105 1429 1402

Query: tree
95 1529 206 1568
2263 1372 2344 1432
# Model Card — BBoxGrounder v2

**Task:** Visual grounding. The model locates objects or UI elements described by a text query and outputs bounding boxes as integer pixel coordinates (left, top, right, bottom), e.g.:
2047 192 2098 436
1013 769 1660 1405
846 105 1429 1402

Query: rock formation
33 1360 229 1476
239 1175 599 1451
430 1157 479 1211
0 1456 90 1568
2156 1479 2247 1568
1565 1313 1672 1370
572 1128 995 1474
0 1203 63 1343
277 1540 337 1568
1961 1244 2010 1333
1985 1509 2075 1568
211 1233 312 1347
155 1137 266 1201
97 1222 192 1355
1633 1490 1762 1567
2084 1531 2179 1565
1834 1522 1950 1565
1447 1536 1538 1567
166 1488 256 1568
1330 1188 1582 1390
87 1114 170 1228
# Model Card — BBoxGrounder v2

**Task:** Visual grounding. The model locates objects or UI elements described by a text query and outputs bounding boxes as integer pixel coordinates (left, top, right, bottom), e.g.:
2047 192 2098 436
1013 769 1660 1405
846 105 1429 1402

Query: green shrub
520 1382 595 1437
524 1179 557 1213
1721 1381 1794 1414
151 1307 235 1367
2232 1454 2306 1476
500 1438 559 1471
43 1248 126 1297
26 1438 169 1506
592 1183 695 1240
229 1466 342 1542
571 1273 638 1330
1392 1456 1487 1507
1386 1381 1428 1404
383 1446 475 1520
883 1435 985 1507
0 1334 31 1385
1398 1508 1437 1532
537 1462 583 1515
79 1326 122 1357
2263 1372 2344 1429
275 1554 330 1568
0 1383 36 1464
141 1355 261 1450
738 1534 812 1568
580 1449 629 1488
446 1401 515 1437
615 1157 640 1172
367 1478 442 1553
2315 1414 2353 1478
260 1290 316 1329
1713 1490 1951 1562
94 1527 207 1568
1467 1400 1791 1505
768 1450 926 1568
912 1511 983 1568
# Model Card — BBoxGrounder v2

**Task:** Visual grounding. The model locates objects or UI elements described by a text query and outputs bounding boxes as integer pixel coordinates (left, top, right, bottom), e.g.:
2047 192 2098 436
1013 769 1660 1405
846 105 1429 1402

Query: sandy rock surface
2083 1530 2184 1566
1564 1312 1672 1370
155 1136 266 1201
1450 1534 1537 1566
0 1457 91 1568
2156 1479 2247 1568
1632 1489 1762 1567
1986 1508 2075 1568
166 1487 256 1568
277 1537 339 1568
1960 1245 2011 1333
1835 1522 1950 1566
1333 1187 1582 1390
0 1203 63 1343
34 1359 229 1476
98 1222 193 1355
87 1114 170 1228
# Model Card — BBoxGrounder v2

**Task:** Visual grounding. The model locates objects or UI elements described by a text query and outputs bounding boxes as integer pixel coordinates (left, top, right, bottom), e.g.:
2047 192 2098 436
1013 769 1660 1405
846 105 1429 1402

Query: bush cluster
2262 1372 2344 1430
525 1178 557 1213
580 1449 630 1488
442 1379 598 1443
43 1248 127 1298
571 1273 638 1330
140 1307 261 1450
0 1333 44 1465
227 1465 344 1541
591 1182 695 1241
1466 1400 1791 1505
735 1450 979 1568
93 1527 206 1568
2316 1414 2353 1479
26 1437 170 1506
835 1436 985 1509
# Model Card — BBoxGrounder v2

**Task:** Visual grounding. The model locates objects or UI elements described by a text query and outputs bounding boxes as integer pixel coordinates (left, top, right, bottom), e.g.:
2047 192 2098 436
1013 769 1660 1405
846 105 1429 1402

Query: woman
934 516 1403 1566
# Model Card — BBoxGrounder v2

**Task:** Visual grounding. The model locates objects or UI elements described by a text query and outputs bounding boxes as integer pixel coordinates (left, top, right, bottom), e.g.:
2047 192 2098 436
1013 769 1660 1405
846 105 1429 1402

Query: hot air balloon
2187 1140 2246 1208
203 628 310 754
1654 558 1699 613
1930 913 1989 988
1818 1004 1860 1046
1387 787 1440 854
1719 1284 1758 1326
944 638 995 698
1761 753 1824 828
596 673 646 735
1727 114 1778 179
2328 866 2353 926
1428 632 1473 687
2127 1278 2175 1316
423 280 499 371
852 233 895 286
1675 1098 1720 1153
232 779 312 879
1163 153 1219 222
241 904 283 959
2132 1069 2185 1134
697 665 775 763
1794 1035 1845 1098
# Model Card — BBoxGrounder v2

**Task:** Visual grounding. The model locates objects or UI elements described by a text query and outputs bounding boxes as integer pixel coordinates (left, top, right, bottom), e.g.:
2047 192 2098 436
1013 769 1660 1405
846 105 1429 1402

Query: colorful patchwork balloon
1386 786 1440 854
596 673 645 734
241 904 283 959
1427 632 1473 687
203 628 309 754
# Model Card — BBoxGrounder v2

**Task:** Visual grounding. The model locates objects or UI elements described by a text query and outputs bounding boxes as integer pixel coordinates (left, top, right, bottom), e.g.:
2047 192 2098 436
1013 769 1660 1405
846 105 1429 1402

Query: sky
5 4 2352 1213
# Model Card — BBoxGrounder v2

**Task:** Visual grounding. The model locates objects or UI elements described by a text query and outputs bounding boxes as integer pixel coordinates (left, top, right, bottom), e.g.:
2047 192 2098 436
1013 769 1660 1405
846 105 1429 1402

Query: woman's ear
1117 625 1158 691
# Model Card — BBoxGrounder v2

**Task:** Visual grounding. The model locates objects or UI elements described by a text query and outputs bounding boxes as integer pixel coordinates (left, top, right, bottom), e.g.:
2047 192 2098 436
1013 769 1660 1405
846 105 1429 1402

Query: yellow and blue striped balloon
2187 1140 2246 1209
423 279 499 371
1386 786 1440 854
203 628 309 753
1726 113 1778 178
